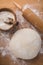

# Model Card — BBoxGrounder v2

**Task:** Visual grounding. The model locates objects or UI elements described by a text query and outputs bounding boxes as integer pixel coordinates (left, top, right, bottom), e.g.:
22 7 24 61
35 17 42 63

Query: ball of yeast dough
9 28 41 59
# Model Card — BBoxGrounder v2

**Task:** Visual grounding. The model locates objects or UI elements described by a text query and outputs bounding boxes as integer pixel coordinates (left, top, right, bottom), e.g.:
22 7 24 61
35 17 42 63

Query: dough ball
9 28 41 59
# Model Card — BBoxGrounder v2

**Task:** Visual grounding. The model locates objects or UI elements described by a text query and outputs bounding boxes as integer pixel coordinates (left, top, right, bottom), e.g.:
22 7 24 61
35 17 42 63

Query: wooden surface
0 0 17 13
0 54 43 65
0 0 43 32
0 0 43 65
14 0 43 33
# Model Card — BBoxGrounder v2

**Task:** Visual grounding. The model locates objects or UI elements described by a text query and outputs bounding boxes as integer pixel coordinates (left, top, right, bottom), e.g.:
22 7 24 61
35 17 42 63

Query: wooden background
0 0 43 65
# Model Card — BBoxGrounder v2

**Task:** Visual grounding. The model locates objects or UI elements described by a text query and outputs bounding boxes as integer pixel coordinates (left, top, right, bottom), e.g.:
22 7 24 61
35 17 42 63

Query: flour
15 10 25 24
0 10 43 65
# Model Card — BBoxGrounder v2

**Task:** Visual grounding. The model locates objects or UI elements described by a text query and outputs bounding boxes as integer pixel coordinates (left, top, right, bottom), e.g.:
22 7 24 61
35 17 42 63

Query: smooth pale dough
9 28 41 59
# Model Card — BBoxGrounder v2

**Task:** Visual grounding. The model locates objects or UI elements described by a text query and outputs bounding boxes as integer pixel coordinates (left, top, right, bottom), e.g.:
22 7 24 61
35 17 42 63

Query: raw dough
9 28 41 59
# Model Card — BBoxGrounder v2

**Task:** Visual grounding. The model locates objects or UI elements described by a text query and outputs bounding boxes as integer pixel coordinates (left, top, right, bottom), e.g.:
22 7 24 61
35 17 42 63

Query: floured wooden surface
0 10 43 65
0 0 43 65
14 0 43 20
14 0 43 33
0 53 43 65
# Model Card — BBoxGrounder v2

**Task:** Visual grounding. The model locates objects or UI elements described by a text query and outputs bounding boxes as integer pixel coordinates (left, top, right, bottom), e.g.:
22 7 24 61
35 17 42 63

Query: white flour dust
0 10 43 65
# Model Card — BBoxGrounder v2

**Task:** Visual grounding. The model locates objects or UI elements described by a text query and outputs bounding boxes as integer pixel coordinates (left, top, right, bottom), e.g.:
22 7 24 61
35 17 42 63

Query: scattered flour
0 10 43 65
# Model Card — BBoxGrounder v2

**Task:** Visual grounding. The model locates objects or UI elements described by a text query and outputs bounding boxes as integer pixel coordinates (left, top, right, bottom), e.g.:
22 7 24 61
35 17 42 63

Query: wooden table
0 0 43 65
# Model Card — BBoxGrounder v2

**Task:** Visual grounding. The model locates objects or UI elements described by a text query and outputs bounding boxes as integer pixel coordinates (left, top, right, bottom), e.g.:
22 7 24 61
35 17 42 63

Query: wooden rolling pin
13 0 43 33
